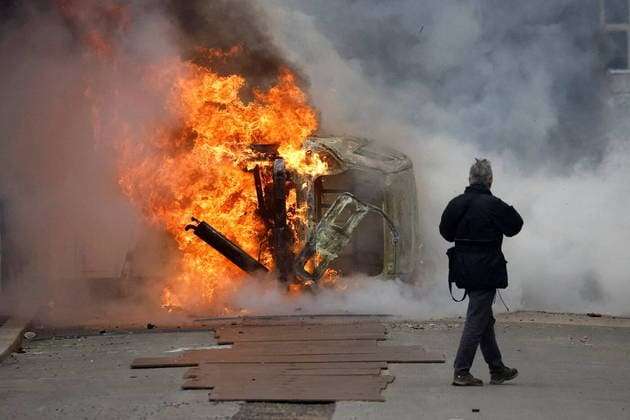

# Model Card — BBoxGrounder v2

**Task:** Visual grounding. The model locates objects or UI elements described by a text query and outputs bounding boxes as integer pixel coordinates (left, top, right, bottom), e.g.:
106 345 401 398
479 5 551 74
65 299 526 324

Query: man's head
469 158 493 188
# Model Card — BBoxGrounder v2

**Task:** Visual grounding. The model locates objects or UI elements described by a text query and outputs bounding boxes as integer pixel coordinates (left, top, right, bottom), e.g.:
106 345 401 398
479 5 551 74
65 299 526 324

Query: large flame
119 48 326 311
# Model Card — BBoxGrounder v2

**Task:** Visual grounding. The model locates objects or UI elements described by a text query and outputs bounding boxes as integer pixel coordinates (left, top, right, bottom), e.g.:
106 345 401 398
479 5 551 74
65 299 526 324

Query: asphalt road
1 313 629 420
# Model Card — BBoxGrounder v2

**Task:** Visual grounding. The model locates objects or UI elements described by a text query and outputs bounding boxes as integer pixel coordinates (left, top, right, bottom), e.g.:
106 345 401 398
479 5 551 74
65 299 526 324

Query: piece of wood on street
230 339 379 354
216 334 385 344
215 323 386 335
214 325 386 338
206 374 394 401
187 373 393 391
183 361 385 375
180 345 444 364
184 372 392 390
182 362 385 381
214 324 386 344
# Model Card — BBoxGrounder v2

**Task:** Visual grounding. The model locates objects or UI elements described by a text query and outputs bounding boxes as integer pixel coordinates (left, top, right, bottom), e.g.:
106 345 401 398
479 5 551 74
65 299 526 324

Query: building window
601 0 630 71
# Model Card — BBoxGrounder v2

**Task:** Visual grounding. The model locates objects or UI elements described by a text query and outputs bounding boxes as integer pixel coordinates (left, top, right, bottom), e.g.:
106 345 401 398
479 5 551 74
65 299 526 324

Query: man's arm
439 199 459 242
493 200 523 237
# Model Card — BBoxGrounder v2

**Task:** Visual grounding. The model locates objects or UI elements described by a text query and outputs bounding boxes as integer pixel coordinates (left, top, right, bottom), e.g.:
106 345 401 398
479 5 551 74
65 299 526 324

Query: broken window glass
315 170 386 275
605 0 629 24
294 192 399 282
606 31 629 70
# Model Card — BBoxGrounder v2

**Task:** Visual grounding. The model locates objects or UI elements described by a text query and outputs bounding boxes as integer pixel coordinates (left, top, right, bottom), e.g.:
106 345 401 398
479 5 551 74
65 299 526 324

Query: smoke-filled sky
258 0 630 315
1 0 629 318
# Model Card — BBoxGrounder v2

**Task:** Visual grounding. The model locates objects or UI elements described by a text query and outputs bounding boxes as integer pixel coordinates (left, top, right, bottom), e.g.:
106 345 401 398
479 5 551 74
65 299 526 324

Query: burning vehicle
0 2 427 317
185 135 420 288
113 49 421 312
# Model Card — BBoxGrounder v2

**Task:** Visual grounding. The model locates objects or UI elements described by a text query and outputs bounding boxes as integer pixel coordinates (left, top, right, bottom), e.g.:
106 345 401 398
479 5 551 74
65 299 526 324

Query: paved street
1 313 629 420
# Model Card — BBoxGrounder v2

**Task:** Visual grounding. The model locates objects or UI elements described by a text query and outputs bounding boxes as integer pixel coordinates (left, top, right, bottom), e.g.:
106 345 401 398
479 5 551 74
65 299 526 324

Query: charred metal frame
271 158 293 282
185 218 268 274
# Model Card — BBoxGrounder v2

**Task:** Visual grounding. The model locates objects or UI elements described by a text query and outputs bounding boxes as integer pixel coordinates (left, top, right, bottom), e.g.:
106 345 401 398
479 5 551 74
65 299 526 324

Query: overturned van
296 136 420 282
186 135 421 287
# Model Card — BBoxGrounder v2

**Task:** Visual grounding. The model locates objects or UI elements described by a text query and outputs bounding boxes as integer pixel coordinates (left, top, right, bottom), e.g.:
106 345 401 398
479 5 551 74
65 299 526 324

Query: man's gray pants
454 289 504 374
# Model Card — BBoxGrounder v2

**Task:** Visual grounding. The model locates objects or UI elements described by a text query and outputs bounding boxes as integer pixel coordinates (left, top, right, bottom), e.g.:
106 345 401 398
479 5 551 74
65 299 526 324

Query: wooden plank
278 361 387 370
183 370 387 389
131 345 444 368
212 377 394 394
232 339 378 351
215 324 385 337
181 346 444 364
230 340 379 355
209 389 385 402
185 369 384 381
207 375 394 402
217 334 385 344
215 334 386 343
214 324 385 342
183 364 383 380
217 323 386 331
184 361 386 378
232 339 381 347
215 333 385 344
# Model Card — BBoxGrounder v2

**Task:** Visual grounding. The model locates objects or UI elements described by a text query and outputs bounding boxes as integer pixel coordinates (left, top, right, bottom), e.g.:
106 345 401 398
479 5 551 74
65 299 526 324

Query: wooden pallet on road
130 319 444 402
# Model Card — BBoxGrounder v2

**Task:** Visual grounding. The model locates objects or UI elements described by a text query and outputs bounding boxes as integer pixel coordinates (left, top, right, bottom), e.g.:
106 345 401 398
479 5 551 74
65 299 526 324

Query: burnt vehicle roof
305 136 412 174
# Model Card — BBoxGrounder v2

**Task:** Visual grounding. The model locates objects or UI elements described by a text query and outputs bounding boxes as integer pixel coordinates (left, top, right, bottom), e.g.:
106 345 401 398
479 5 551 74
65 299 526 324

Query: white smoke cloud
256 0 630 316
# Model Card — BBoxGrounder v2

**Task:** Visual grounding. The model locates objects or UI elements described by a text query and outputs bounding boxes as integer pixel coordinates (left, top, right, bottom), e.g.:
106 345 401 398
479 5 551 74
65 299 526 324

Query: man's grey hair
469 158 493 187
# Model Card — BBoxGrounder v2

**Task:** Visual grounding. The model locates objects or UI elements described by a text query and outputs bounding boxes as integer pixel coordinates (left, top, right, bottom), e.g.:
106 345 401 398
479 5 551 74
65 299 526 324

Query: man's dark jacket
439 183 523 290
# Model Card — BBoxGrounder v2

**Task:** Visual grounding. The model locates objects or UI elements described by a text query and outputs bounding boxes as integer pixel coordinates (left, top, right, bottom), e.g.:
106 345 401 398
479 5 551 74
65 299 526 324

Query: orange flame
119 48 327 311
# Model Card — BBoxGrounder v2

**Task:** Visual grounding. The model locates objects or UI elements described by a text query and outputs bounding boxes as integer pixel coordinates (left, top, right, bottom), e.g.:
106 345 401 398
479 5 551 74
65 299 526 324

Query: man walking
439 159 523 386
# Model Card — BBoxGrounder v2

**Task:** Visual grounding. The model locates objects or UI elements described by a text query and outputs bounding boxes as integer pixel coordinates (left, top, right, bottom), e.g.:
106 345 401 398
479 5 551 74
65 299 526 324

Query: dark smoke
167 0 303 92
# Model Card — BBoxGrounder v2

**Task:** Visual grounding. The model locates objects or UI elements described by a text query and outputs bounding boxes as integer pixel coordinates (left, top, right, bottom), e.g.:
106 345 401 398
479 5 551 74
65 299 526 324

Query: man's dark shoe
490 366 518 384
452 372 484 386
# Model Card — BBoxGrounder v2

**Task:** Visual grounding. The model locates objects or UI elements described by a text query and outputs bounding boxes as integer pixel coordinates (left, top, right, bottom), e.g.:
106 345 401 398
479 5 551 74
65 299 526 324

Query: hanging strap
449 280 467 302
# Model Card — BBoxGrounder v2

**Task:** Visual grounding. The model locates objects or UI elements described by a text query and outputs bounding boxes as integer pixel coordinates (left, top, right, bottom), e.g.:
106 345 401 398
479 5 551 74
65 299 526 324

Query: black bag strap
449 280 467 302
448 194 483 303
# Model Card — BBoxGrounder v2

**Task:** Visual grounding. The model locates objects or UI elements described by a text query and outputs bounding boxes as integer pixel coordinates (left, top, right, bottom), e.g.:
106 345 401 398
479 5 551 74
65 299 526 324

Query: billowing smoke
1 0 628 321
0 0 180 321
256 0 630 316
0 0 300 322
